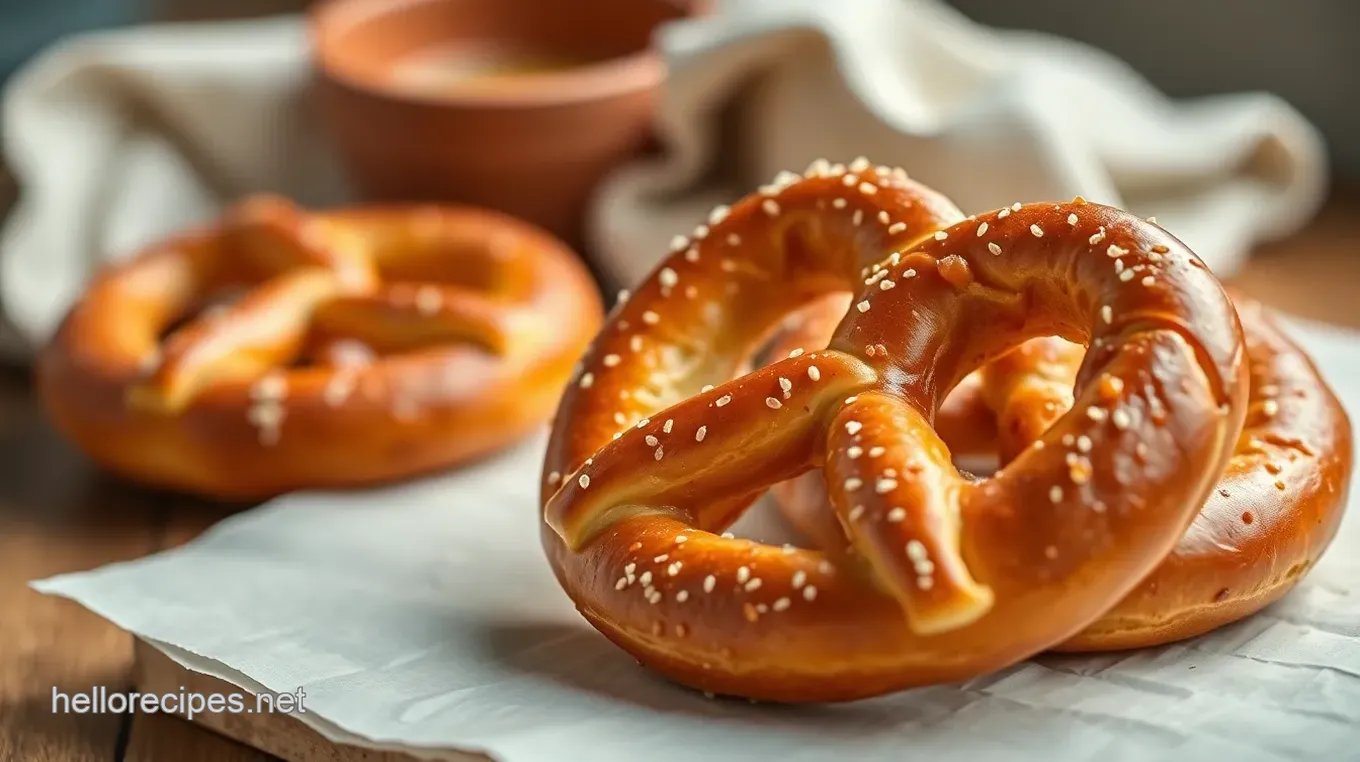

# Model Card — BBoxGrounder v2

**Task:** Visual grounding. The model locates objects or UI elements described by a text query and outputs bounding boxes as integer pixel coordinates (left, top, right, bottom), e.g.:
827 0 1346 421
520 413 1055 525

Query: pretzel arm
225 195 378 290
980 338 1083 462
963 327 1229 613
127 268 344 412
1060 297 1354 649
824 392 994 634
547 351 877 548
309 283 517 355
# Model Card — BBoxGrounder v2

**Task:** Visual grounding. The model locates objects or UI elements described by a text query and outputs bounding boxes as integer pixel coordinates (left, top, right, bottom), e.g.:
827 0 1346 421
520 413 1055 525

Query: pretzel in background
39 196 602 500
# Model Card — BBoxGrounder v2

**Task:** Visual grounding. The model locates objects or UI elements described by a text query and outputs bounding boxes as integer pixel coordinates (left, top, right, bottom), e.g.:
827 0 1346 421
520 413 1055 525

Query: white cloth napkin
0 0 1330 363
31 314 1360 762
589 0 1329 288
0 16 345 362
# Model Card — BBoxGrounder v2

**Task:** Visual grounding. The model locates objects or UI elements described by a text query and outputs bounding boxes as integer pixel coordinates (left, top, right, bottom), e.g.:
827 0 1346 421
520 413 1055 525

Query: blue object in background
0 0 144 82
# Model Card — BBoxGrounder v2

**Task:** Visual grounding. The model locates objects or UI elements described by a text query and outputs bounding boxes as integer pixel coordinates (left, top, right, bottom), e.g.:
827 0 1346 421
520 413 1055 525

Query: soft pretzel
39 196 602 500
771 295 1352 652
540 159 1258 703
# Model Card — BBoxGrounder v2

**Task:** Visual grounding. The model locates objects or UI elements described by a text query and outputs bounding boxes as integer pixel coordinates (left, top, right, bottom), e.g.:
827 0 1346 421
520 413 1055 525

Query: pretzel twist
774 296 1352 650
540 159 1259 702
40 196 602 499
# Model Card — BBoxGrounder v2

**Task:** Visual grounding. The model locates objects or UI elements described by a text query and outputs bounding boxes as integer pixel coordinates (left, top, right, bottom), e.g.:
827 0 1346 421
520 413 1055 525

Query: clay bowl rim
308 0 680 111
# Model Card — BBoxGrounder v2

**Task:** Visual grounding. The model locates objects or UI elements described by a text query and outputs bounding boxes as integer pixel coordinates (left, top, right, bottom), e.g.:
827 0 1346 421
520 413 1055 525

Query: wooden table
1 197 1357 761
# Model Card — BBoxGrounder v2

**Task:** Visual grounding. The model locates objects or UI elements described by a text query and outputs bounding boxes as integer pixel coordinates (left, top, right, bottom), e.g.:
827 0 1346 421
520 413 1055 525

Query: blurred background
0 0 1356 332
3 0 1358 183
949 0 1360 180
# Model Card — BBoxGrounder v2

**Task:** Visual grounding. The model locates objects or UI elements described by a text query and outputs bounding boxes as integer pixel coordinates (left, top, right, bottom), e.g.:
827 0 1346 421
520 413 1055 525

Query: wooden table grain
0 197 1356 761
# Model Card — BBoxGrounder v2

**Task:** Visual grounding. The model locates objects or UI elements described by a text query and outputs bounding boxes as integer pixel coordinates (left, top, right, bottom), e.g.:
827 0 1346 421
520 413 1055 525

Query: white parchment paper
32 316 1360 761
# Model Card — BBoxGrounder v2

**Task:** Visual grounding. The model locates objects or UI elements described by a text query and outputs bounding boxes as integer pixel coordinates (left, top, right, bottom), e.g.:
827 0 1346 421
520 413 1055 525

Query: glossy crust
1063 297 1352 648
39 196 602 500
772 296 1352 651
539 159 1255 703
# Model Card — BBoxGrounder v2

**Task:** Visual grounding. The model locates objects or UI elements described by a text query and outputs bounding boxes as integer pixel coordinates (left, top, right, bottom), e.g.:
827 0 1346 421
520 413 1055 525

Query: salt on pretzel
39 196 602 500
540 159 1255 703
772 296 1352 651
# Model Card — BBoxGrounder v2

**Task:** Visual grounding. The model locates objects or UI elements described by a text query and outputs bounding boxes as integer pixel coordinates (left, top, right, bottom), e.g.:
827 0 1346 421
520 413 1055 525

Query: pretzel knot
541 159 1259 703
39 196 602 499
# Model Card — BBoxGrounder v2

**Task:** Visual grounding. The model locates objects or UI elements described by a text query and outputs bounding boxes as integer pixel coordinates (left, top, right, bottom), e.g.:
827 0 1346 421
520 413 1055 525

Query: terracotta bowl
309 0 702 249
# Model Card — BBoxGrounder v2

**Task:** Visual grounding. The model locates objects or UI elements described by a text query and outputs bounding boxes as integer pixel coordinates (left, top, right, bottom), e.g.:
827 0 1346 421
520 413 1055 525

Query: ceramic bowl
309 0 702 249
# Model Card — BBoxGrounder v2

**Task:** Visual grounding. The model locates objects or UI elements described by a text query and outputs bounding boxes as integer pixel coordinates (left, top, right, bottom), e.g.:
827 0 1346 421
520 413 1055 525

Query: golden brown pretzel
39 196 602 500
540 159 1251 703
772 297 1352 652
